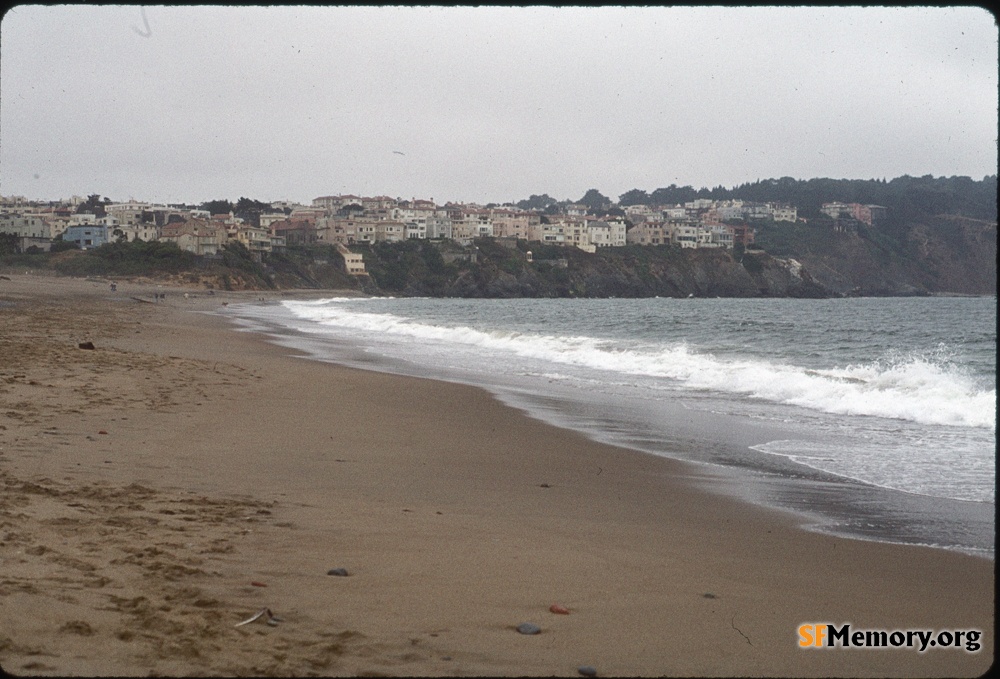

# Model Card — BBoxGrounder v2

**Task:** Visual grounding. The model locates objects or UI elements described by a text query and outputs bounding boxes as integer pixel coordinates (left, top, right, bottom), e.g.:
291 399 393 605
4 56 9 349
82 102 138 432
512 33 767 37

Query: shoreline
0 273 993 676
223 297 995 560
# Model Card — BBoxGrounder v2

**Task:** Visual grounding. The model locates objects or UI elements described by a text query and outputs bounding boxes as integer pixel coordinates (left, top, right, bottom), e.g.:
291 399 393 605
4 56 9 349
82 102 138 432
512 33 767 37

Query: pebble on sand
549 603 570 614
516 622 541 635
327 568 350 576
578 665 598 677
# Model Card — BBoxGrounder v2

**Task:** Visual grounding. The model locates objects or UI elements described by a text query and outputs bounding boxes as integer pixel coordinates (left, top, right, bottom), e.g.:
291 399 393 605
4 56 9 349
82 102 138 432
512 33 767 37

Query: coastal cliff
356 214 996 298
750 214 997 297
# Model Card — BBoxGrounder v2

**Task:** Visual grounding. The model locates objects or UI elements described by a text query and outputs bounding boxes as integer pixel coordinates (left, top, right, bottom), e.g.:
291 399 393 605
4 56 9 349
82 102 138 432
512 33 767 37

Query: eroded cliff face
388 246 829 298
790 216 996 296
362 215 996 298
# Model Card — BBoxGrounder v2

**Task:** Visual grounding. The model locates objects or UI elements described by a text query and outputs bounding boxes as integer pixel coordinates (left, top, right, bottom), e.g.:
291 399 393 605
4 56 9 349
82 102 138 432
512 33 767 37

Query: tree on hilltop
578 189 611 211
649 184 699 206
515 194 559 211
76 194 109 217
618 188 651 206
234 197 273 227
201 199 234 216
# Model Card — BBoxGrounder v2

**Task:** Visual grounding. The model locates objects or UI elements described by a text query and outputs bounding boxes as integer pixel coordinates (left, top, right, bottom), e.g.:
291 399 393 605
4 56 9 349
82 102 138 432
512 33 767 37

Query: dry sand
0 272 993 677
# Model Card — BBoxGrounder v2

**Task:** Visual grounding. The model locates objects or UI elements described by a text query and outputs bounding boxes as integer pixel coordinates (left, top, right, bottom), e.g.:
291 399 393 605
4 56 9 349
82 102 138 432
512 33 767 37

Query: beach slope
0 274 992 676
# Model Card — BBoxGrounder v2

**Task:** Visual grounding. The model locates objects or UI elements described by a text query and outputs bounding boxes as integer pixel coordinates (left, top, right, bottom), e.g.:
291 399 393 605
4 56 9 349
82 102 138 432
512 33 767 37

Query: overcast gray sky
2 5 997 206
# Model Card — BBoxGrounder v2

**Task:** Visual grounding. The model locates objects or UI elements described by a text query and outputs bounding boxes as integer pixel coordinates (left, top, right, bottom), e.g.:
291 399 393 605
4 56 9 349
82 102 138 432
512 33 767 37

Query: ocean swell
283 299 995 430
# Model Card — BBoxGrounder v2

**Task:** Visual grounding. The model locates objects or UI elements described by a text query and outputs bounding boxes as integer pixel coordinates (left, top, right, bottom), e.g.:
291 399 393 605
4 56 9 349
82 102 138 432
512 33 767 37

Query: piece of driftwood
234 607 282 628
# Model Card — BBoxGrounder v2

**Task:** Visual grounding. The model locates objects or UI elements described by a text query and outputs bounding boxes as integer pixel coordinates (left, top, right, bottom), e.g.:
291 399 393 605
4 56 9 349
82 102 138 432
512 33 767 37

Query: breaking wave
284 299 995 430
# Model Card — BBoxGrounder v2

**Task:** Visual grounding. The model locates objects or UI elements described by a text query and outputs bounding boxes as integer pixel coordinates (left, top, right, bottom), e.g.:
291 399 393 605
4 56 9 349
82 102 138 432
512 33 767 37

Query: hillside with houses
1 175 995 297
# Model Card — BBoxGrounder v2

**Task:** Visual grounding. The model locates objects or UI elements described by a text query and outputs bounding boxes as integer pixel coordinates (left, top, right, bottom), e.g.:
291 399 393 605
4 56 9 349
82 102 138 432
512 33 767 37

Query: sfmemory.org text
799 624 982 652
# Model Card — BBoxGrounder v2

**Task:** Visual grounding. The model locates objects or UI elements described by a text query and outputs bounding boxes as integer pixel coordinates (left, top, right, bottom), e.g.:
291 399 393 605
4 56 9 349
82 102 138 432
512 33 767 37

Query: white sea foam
753 438 995 503
283 300 995 430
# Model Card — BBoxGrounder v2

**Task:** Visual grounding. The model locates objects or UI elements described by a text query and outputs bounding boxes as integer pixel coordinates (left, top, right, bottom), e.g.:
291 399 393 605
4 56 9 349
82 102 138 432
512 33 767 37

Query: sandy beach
0 272 993 677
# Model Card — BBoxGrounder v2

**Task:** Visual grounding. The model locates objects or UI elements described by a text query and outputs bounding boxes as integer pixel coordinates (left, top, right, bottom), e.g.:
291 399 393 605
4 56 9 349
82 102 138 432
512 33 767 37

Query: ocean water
223 296 996 557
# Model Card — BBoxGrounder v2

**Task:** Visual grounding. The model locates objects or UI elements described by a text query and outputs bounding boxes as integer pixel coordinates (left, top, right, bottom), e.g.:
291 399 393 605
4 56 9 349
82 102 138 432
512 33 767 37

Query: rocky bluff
356 215 996 298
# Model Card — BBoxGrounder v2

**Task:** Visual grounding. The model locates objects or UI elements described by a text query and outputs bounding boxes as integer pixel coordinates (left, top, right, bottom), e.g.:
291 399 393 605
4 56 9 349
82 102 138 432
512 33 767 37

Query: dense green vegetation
199 197 281 226
75 194 110 217
0 233 19 256
51 240 200 277
609 175 997 222
0 239 359 292
753 220 847 257
357 239 463 295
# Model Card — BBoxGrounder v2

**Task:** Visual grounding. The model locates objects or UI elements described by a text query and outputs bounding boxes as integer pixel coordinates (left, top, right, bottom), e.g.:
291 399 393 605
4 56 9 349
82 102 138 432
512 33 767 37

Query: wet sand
0 272 993 676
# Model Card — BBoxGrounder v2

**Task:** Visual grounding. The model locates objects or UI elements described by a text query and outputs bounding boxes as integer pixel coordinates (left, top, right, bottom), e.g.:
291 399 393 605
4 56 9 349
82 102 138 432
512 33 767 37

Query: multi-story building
685 198 714 210
0 213 52 251
624 205 653 221
312 195 362 213
288 207 325 223
588 218 627 247
259 213 288 230
352 220 378 243
820 202 851 220
488 209 539 240
392 200 437 229
607 218 628 247
449 210 493 242
744 202 772 220
667 220 701 248
0 213 49 239
270 200 304 213
375 220 406 242
159 219 227 256
771 204 797 222
362 196 398 211
316 216 377 244
270 219 318 246
425 213 453 240
708 225 735 248
112 222 159 243
587 221 612 248
68 213 99 227
62 224 109 249
235 225 273 257
105 201 151 226
820 202 885 226
405 222 427 239
337 243 366 275
715 201 745 221
626 220 668 246
526 221 567 244
560 218 591 250
624 204 654 221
